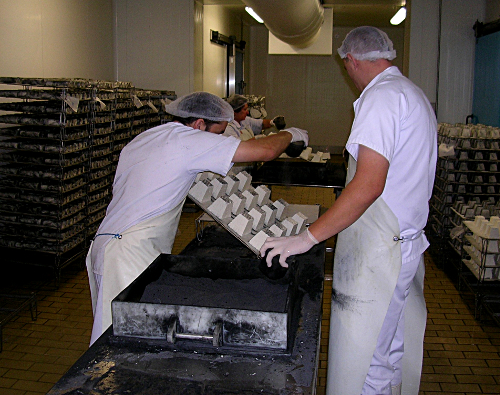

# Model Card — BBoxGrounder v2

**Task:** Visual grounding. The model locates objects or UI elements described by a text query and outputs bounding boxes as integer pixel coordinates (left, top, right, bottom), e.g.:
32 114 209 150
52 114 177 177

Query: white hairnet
337 26 396 61
226 94 248 112
165 92 234 122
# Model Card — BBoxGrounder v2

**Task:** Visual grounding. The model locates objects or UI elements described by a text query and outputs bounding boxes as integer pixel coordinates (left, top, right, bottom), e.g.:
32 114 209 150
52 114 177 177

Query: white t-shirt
91 122 240 274
345 66 437 263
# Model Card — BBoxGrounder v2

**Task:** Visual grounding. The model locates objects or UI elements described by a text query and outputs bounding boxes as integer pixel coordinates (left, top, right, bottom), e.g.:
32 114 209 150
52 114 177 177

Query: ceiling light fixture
390 7 406 25
245 7 263 23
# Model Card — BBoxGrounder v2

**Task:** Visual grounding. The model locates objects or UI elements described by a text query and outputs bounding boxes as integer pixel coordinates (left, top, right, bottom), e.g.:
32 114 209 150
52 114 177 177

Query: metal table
251 146 346 195
48 226 325 395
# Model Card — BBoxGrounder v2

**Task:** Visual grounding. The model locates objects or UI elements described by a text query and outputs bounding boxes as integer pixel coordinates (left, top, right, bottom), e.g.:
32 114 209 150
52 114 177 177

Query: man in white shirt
223 94 286 141
261 26 437 395
86 92 309 346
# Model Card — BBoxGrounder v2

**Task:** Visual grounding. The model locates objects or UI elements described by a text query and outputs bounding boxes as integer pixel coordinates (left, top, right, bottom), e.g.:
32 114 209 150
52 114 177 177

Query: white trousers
361 254 424 395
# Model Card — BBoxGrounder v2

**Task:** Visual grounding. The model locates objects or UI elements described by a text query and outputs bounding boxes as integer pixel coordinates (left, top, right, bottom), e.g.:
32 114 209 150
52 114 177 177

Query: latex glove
283 127 309 146
260 228 319 268
271 115 286 130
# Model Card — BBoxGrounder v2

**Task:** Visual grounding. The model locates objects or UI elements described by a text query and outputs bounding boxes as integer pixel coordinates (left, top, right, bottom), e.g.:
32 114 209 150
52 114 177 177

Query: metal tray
112 252 301 352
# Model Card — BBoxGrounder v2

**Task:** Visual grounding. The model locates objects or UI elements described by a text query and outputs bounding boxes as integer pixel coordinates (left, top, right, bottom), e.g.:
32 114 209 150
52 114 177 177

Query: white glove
259 228 319 268
284 127 309 146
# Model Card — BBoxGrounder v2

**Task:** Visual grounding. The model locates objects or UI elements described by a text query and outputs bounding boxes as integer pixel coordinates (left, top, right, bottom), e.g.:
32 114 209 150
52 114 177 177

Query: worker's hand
283 127 309 146
260 228 319 268
271 115 286 130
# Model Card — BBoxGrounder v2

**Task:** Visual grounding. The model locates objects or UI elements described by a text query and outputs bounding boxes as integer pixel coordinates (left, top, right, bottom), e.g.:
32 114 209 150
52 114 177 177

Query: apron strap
393 230 424 243
93 232 122 240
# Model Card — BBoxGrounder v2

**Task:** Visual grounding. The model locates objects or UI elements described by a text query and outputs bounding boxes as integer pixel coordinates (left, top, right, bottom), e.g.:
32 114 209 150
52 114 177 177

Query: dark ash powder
140 271 289 312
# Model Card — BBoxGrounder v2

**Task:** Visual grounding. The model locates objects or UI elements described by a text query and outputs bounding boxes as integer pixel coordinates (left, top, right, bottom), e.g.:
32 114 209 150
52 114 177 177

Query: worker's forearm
233 131 292 162
262 119 272 129
307 145 389 242
262 130 292 150
307 177 381 242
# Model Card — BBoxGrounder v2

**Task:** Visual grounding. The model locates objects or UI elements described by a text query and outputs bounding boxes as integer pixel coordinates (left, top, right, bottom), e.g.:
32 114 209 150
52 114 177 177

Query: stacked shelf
0 78 93 277
447 199 500 256
86 81 122 238
0 77 176 280
430 122 500 239
460 218 500 322
430 122 500 325
112 88 175 170
462 218 500 281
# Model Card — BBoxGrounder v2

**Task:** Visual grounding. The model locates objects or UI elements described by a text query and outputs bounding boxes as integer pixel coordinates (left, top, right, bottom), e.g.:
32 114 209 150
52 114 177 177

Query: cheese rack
0 77 176 282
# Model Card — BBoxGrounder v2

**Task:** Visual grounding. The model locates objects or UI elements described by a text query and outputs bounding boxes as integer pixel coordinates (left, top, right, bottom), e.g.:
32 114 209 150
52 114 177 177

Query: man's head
165 92 233 134
226 94 249 124
338 26 396 92
337 26 396 62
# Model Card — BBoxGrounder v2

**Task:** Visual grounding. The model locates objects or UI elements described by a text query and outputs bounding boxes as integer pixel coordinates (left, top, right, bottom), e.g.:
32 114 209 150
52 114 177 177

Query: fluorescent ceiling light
245 7 263 23
390 7 406 25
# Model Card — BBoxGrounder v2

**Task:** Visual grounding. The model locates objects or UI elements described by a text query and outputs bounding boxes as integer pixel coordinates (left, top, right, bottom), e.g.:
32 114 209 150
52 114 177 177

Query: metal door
227 44 246 96
235 49 245 94
472 29 500 127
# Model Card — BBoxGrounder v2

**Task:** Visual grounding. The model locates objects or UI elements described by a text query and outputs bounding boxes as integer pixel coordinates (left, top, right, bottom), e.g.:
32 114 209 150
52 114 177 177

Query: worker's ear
191 118 206 131
346 53 356 66
346 53 358 69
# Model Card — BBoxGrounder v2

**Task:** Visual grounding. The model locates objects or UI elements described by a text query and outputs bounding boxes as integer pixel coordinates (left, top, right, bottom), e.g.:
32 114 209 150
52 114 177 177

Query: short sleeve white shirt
91 122 240 274
345 66 437 262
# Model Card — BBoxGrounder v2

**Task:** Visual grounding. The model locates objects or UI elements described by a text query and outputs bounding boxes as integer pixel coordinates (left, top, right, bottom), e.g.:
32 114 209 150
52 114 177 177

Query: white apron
226 121 255 141
86 199 185 344
239 126 255 141
326 156 425 395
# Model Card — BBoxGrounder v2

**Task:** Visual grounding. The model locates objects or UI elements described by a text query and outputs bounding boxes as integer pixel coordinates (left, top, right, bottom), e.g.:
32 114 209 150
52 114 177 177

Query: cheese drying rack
428 122 500 326
0 77 177 348
0 76 176 283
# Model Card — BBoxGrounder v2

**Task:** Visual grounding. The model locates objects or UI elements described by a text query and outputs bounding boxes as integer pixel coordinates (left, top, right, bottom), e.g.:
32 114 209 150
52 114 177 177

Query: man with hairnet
223 94 287 141
86 92 308 346
260 27 437 395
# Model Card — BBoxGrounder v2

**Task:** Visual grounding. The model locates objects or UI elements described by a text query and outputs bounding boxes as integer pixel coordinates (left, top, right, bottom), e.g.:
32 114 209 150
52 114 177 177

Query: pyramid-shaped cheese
228 213 253 236
189 179 213 203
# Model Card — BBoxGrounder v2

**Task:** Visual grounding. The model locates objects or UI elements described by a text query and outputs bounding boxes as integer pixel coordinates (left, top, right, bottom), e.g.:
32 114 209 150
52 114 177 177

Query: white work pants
362 254 424 395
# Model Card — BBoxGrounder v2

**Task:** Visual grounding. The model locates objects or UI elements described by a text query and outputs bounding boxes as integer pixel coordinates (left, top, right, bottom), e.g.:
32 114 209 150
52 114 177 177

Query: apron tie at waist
93 232 122 240
393 230 424 243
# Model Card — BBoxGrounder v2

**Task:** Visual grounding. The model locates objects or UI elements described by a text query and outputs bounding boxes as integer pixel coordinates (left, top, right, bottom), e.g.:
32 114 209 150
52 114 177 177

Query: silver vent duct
243 0 325 48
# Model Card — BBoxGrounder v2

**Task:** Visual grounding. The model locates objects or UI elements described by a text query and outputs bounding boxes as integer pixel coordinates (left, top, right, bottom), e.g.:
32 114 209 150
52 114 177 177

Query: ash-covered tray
111 252 301 353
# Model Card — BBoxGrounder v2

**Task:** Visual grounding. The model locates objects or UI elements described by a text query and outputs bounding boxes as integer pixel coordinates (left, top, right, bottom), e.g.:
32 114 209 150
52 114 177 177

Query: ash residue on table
140 271 289 312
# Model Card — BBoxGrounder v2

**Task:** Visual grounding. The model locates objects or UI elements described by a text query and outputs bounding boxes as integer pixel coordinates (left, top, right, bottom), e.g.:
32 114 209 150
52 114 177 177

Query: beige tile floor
0 185 498 394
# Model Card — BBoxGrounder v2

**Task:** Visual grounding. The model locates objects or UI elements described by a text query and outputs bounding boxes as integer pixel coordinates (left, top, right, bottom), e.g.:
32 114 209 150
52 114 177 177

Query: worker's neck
359 60 393 92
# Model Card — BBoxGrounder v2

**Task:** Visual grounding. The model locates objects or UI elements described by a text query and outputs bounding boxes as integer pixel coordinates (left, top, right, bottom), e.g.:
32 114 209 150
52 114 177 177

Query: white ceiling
202 0 407 28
